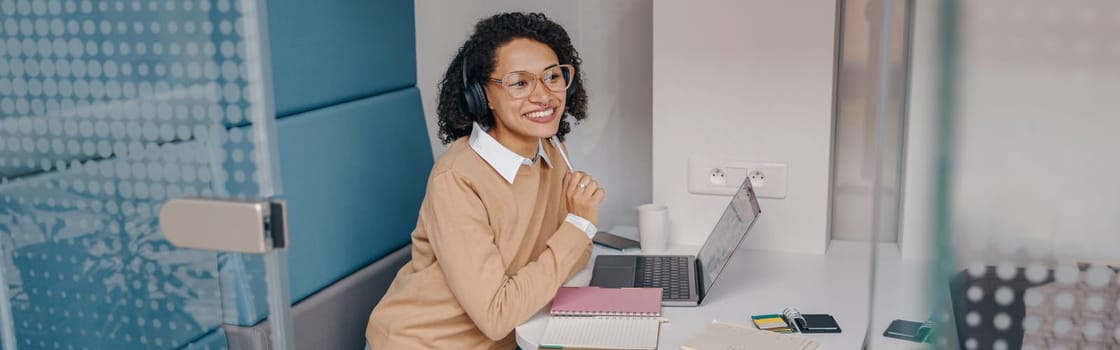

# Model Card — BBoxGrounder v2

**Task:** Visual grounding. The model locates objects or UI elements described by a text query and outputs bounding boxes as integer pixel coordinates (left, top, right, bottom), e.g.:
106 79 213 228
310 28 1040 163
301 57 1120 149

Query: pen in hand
550 136 576 173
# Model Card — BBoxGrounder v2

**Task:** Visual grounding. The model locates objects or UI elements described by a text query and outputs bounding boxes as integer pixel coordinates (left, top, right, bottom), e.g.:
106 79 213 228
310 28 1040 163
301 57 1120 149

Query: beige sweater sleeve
424 170 592 341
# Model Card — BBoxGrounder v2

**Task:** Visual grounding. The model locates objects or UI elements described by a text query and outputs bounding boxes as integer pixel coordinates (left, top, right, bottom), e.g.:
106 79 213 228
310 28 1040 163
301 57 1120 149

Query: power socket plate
688 157 788 198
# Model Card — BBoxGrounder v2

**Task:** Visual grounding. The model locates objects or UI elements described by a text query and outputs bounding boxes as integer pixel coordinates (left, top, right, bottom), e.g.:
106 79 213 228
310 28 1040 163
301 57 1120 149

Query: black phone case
883 319 929 342
592 231 640 250
796 314 842 333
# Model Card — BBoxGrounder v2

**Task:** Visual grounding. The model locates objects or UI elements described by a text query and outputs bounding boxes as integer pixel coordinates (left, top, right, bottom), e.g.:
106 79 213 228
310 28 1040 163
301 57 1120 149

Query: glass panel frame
0 0 292 348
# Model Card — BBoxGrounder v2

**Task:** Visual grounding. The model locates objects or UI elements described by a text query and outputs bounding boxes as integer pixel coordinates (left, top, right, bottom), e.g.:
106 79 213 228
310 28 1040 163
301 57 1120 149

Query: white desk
516 240 938 349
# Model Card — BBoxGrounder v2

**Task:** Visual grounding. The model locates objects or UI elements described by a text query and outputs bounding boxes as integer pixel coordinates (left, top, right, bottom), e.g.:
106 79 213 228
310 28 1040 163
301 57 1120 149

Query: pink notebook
550 287 662 317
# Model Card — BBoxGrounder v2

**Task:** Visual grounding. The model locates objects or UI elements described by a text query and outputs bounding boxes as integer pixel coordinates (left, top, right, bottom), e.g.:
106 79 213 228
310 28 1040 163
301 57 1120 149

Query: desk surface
516 240 937 349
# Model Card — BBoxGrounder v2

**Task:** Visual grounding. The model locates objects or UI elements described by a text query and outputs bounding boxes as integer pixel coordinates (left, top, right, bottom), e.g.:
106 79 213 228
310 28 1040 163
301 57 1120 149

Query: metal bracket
159 197 289 254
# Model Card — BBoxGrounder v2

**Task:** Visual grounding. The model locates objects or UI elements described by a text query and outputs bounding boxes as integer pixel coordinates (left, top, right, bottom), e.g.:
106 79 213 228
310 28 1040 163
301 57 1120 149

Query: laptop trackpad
590 255 638 288
590 266 636 288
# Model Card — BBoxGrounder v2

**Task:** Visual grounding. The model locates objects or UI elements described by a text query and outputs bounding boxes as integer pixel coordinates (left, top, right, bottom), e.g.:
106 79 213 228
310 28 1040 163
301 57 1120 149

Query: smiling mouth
523 108 555 119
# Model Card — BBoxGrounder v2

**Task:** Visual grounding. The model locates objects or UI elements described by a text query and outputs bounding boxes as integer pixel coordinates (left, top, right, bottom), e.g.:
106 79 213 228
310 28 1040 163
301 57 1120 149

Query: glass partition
871 1 1120 349
0 0 292 348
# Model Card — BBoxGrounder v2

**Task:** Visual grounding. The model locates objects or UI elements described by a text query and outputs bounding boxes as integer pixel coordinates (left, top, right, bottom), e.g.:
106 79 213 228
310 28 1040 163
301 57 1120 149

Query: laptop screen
695 178 762 295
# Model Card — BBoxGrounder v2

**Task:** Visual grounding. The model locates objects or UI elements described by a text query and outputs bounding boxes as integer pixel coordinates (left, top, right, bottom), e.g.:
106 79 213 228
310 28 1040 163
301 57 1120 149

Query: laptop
589 177 762 306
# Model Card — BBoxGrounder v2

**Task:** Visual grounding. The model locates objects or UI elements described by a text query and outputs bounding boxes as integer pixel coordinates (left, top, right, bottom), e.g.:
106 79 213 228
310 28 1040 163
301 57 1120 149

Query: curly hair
436 12 588 144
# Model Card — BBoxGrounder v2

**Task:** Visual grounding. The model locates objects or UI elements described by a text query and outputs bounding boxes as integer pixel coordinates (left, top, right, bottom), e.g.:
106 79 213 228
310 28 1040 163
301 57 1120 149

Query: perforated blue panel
1 142 228 349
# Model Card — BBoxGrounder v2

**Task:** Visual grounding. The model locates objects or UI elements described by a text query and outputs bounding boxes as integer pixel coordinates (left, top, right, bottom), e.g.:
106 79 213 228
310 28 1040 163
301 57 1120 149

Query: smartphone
592 231 640 251
883 319 932 343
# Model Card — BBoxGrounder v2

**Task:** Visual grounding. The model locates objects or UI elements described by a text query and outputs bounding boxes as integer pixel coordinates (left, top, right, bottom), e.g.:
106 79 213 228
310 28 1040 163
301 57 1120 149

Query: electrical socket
688 157 787 198
709 168 728 185
747 169 766 187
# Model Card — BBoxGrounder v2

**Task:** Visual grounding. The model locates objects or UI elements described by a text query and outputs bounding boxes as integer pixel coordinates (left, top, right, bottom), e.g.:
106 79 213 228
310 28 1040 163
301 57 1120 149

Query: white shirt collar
469 122 553 184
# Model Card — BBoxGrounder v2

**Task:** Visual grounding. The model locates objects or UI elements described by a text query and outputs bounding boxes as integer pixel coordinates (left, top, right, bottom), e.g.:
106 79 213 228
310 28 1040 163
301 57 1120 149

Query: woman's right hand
563 171 605 226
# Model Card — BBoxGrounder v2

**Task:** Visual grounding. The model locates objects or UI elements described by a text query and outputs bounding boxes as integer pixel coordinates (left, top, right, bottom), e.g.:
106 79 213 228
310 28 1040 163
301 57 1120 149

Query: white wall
901 1 1120 263
415 1 653 230
652 0 838 254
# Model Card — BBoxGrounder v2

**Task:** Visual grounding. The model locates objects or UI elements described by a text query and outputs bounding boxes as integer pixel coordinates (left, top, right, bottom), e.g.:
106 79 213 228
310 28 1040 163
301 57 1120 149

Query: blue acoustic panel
277 87 432 302
267 0 417 117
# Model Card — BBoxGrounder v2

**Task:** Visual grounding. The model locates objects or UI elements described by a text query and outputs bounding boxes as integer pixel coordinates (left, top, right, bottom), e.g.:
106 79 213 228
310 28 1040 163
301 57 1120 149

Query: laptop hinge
695 259 706 302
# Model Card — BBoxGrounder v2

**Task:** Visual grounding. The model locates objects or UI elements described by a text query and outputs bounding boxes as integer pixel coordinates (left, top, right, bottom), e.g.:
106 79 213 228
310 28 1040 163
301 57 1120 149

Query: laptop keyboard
634 256 692 300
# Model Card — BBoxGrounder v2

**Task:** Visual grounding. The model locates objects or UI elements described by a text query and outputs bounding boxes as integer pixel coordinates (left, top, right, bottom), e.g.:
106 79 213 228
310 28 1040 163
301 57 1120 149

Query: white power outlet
688 157 788 198
747 170 766 187
709 168 728 185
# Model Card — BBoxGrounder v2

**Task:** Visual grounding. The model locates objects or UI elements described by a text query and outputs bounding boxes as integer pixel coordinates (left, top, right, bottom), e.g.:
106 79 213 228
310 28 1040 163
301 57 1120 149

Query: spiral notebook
781 308 841 333
550 287 662 316
540 287 663 349
539 316 660 350
752 313 795 333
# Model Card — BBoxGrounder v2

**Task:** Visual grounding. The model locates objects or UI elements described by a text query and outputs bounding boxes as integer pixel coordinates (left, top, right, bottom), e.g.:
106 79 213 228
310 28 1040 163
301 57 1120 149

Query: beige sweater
366 137 592 349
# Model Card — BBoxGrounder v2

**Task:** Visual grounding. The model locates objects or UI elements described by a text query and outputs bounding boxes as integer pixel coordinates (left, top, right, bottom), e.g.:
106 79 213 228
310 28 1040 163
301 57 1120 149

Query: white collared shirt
468 123 597 238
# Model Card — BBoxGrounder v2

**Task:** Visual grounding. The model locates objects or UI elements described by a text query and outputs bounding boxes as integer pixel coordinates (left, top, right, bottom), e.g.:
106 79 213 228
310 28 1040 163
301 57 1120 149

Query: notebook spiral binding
553 310 660 317
781 307 807 331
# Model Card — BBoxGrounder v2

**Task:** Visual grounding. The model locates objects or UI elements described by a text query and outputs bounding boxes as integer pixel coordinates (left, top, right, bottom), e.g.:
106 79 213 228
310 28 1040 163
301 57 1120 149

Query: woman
366 12 604 349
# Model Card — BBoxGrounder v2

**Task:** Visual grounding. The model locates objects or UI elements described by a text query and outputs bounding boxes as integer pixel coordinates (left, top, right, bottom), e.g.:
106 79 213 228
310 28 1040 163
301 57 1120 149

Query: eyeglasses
487 64 575 99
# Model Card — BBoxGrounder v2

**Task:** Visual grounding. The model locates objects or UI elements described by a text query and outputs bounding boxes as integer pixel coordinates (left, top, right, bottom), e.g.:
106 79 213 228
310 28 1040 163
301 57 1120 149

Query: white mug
637 204 669 254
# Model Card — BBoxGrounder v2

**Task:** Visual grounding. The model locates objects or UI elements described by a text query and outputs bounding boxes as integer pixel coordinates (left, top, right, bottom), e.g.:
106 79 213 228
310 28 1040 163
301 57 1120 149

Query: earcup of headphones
463 80 489 118
563 68 578 108
461 52 489 119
